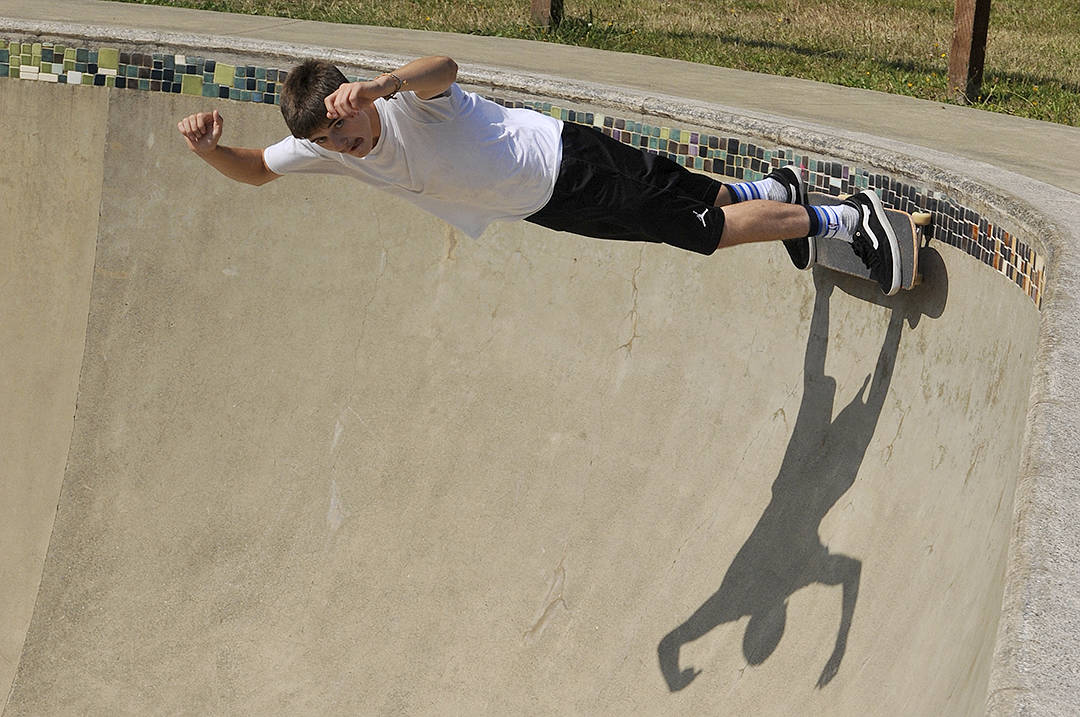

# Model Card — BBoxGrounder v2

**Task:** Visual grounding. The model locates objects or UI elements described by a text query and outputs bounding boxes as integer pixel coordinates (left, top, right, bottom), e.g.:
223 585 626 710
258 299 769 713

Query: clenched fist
177 110 224 155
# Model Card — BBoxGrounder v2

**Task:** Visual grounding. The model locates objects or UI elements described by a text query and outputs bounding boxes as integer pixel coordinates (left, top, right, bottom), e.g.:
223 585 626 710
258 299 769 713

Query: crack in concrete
618 248 645 356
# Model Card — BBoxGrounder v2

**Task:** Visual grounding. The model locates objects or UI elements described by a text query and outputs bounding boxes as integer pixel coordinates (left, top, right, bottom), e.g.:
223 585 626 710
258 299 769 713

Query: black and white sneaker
770 166 815 271
842 190 901 295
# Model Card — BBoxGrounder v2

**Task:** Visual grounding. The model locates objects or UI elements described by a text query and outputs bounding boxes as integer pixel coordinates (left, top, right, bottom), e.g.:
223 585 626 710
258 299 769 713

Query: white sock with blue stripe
807 204 859 242
727 177 789 203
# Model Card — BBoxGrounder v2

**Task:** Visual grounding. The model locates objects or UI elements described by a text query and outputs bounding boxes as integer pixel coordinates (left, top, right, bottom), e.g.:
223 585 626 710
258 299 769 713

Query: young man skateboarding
177 55 901 293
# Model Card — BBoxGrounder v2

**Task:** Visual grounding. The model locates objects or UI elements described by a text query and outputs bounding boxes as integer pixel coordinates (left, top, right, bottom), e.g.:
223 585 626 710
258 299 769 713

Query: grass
123 0 1080 126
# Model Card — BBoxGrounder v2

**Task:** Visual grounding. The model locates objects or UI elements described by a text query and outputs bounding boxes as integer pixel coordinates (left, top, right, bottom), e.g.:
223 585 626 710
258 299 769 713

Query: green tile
64 48 76 61
9 65 17 78
181 73 203 95
97 47 119 70
213 62 235 86
201 82 219 98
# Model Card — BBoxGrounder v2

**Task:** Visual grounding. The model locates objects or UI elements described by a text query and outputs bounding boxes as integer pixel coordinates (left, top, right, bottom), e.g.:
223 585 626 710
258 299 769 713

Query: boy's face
307 101 380 158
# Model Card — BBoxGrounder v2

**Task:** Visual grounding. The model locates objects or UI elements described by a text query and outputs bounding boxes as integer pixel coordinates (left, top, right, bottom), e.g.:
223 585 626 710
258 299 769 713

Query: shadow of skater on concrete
657 255 947 691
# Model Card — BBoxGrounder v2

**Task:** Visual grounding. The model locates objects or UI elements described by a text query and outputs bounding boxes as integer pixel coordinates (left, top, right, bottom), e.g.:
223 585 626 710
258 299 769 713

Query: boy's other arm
177 110 280 186
325 56 459 119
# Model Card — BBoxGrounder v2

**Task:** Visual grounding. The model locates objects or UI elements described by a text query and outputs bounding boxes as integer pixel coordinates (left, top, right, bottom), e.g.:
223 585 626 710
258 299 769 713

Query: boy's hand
324 81 386 120
177 110 224 155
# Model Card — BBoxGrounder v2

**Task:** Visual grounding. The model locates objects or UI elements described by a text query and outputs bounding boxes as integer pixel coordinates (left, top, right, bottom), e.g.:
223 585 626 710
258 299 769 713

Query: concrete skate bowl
3 27 1077 717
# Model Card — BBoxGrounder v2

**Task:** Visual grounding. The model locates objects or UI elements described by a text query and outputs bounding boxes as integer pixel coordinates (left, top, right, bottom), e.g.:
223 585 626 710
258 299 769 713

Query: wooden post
530 0 563 28
948 0 992 102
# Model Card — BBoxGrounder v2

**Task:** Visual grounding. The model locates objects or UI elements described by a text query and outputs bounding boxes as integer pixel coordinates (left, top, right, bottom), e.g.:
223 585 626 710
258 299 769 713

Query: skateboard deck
805 192 930 293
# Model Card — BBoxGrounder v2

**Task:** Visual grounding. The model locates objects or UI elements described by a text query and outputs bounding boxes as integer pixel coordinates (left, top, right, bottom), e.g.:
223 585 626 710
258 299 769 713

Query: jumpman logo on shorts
693 208 709 227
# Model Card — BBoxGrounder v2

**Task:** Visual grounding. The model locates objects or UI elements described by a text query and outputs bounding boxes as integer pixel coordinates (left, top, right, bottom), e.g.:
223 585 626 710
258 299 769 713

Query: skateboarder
176 55 901 292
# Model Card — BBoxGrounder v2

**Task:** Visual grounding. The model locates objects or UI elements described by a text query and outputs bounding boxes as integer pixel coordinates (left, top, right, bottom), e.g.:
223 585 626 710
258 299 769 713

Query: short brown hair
280 59 348 138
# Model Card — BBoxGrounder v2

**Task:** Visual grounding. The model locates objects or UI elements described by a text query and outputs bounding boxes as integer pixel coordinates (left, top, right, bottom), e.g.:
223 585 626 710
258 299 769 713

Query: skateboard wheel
912 211 932 226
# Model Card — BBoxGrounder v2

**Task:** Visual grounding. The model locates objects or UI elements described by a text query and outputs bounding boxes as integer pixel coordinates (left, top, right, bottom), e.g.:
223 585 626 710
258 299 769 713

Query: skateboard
796 192 932 293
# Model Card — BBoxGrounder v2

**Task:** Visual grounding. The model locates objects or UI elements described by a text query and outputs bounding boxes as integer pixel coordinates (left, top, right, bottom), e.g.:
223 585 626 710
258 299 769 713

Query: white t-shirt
262 83 564 238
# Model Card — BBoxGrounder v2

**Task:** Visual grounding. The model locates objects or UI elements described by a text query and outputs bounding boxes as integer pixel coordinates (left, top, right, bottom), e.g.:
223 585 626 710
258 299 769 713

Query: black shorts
525 123 726 255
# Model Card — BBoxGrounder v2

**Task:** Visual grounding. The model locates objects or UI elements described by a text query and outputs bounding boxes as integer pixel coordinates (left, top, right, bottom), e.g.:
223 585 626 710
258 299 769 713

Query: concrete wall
2 79 1043 715
0 81 103 707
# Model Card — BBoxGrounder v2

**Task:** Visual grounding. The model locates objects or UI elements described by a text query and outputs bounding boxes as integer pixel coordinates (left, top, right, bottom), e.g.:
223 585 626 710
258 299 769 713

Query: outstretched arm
324 56 459 119
176 110 280 186
817 553 861 687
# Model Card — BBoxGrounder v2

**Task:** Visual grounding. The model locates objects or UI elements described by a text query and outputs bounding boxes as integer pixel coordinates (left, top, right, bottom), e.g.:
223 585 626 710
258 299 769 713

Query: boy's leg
718 166 815 270
527 131 812 254
733 190 901 294
717 200 811 248
702 192 901 295
527 125 897 287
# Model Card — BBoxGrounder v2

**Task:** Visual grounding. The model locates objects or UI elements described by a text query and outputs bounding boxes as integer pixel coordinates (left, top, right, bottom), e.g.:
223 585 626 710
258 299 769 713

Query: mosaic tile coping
1 38 1045 308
